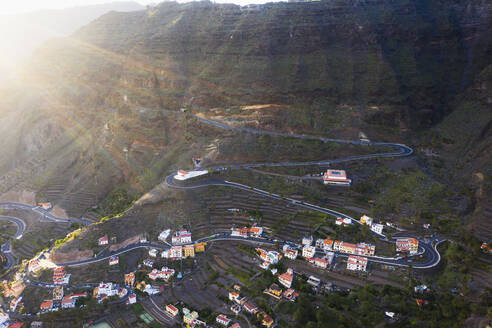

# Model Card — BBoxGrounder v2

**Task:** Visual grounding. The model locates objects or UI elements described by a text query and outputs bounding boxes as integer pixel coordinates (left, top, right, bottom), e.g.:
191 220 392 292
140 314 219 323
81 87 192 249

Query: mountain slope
72 0 492 128
0 0 490 219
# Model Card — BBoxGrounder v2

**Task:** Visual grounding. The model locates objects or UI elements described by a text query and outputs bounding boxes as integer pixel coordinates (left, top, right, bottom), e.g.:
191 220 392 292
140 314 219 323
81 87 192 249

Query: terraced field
471 254 492 291
157 241 262 315
470 197 492 291
473 197 492 243
40 176 100 219
199 188 330 242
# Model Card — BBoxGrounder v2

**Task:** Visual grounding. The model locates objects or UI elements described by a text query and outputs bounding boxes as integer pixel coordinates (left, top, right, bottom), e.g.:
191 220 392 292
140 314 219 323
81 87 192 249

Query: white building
283 247 298 260
10 296 22 312
323 169 351 186
149 249 158 257
311 252 334 269
143 284 159 295
174 170 209 181
158 229 171 242
347 256 368 272
143 259 154 267
231 227 249 238
127 293 137 305
0 311 9 326
95 282 118 297
336 217 352 226
216 314 231 327
256 248 281 264
302 245 316 259
172 230 192 245
61 293 87 309
302 236 313 246
98 235 109 246
109 256 119 266
228 292 240 303
307 275 321 288
148 267 175 281
414 285 429 293
311 257 330 269
169 246 183 259
278 268 294 289
371 223 384 234
385 311 396 319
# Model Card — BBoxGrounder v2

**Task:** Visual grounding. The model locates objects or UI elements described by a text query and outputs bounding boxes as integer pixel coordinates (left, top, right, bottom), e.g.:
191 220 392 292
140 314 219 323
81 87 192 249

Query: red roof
244 302 257 312
8 323 23 328
217 314 230 322
166 304 178 312
341 242 357 249
62 296 75 305
279 272 293 282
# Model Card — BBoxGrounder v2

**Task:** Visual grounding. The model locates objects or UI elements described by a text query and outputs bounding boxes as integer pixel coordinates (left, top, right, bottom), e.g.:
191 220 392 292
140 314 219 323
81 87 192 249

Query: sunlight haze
0 0 273 14
0 1 150 14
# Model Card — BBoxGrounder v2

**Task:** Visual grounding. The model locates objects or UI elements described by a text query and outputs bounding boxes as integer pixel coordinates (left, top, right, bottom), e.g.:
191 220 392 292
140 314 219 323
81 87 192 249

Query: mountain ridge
0 0 490 226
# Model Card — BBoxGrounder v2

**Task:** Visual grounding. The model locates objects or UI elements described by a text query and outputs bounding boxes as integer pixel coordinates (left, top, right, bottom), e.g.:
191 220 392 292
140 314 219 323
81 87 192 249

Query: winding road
0 215 26 269
2 113 441 296
0 202 91 270
163 114 444 269
0 202 92 225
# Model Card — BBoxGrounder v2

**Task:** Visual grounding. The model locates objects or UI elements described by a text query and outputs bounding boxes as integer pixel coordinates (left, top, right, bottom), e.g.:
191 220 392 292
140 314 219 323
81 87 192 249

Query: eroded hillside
0 0 490 223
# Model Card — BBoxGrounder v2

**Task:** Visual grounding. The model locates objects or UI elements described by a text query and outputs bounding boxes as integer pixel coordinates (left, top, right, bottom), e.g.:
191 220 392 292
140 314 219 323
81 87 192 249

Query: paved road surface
195 232 444 269
0 215 26 269
164 116 443 269
0 202 90 270
0 202 91 225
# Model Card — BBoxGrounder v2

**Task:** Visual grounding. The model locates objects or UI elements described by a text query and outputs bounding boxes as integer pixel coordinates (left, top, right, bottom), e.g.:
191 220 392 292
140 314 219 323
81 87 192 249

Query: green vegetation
97 185 141 219
237 245 257 257
274 284 483 328
226 266 252 285
53 230 82 250
435 235 481 294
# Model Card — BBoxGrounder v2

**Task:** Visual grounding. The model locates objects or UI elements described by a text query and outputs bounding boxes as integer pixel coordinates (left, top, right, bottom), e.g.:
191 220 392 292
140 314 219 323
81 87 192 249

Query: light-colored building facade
396 238 419 254
347 256 368 272
302 245 316 259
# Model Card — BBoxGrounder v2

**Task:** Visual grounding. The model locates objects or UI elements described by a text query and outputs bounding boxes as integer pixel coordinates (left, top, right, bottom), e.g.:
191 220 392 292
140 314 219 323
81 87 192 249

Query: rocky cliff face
68 0 492 128
0 0 490 217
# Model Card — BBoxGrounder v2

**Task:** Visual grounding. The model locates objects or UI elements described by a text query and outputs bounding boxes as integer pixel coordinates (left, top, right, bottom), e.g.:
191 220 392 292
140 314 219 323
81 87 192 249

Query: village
0 200 422 328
